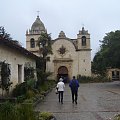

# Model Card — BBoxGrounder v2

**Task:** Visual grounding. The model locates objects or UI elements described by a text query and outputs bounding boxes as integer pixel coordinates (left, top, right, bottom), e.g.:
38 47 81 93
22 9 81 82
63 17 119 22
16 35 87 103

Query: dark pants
71 90 78 103
58 91 64 103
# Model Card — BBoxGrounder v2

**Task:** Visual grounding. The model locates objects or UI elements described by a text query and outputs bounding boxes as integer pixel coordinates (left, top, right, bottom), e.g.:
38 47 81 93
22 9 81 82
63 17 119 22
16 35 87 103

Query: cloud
1 0 120 59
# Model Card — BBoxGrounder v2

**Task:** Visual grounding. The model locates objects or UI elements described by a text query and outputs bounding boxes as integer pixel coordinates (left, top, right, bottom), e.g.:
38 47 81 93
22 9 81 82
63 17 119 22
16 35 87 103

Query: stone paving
35 81 120 120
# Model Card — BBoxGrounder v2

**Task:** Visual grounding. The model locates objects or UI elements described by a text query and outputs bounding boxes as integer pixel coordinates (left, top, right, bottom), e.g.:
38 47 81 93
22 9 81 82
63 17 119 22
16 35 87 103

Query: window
82 36 86 46
30 38 35 48
112 71 114 76
116 71 119 78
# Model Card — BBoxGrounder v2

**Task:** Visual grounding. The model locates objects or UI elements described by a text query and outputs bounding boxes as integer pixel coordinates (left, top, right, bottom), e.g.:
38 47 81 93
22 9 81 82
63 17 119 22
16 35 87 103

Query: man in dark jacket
69 76 79 104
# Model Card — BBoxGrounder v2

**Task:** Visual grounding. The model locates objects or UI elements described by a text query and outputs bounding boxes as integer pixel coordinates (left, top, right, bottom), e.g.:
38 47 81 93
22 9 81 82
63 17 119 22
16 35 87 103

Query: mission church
26 15 91 81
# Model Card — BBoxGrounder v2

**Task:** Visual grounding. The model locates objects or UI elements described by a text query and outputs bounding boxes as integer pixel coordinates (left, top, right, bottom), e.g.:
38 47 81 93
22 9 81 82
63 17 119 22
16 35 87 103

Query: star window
58 45 66 55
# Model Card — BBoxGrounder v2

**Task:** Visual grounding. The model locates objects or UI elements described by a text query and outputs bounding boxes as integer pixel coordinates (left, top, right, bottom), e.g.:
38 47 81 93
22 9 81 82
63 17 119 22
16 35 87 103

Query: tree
0 61 12 95
92 30 120 75
37 32 52 72
0 27 12 95
0 26 12 40
36 32 53 86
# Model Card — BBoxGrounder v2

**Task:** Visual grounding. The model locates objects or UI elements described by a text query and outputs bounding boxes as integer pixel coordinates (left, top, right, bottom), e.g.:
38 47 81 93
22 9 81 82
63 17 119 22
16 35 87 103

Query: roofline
0 39 39 60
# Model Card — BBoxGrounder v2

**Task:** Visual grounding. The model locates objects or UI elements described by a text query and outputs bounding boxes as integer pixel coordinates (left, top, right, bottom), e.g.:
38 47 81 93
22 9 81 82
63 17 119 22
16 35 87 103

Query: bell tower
77 27 90 50
76 27 91 76
26 15 46 56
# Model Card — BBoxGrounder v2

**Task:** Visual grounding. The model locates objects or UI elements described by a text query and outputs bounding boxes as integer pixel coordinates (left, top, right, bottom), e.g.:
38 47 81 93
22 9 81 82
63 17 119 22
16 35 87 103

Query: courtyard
35 81 120 120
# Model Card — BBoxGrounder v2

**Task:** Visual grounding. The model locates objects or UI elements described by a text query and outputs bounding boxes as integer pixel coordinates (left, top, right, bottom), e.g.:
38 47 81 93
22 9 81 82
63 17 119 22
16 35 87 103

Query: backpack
71 80 77 89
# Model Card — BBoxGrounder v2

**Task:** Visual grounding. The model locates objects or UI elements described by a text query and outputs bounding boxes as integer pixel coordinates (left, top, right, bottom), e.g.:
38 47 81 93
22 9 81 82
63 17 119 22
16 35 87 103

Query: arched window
82 36 86 46
30 38 35 48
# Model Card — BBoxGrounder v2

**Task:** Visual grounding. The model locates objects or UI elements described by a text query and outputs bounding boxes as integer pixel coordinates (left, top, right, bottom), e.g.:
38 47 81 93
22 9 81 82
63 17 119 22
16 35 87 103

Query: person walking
56 77 65 104
69 76 79 104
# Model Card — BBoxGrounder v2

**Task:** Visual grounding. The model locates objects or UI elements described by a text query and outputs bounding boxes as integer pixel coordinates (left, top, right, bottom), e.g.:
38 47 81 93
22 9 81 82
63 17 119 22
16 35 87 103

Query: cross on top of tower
82 23 84 28
37 11 40 17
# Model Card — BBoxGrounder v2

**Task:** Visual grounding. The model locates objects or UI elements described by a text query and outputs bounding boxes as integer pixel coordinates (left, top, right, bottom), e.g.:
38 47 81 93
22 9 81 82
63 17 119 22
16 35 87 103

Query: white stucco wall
26 34 40 56
46 39 76 79
46 38 91 80
77 51 91 76
0 45 36 90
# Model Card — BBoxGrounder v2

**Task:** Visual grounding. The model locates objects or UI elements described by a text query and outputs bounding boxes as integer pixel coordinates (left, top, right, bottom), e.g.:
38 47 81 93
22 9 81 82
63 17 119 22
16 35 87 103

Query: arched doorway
57 66 69 83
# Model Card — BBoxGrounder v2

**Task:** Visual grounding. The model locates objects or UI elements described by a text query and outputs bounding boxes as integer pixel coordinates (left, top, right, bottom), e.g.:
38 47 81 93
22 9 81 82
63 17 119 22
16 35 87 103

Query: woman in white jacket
56 78 65 104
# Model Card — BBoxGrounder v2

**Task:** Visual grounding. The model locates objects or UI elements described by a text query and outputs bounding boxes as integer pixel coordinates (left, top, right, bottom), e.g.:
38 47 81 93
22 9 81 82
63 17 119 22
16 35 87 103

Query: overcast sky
1 0 120 59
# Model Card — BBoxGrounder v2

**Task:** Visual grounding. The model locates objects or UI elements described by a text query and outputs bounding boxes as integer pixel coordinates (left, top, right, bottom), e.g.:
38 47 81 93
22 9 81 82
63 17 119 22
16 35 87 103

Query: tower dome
29 16 46 34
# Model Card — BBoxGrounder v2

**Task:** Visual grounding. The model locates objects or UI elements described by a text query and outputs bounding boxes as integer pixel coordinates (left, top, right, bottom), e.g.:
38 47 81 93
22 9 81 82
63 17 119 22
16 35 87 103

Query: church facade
26 16 91 80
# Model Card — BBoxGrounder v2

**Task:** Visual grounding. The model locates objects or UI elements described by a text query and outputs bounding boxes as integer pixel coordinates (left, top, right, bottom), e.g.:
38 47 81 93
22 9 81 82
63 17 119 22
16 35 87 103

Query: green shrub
36 69 53 88
77 75 111 83
26 90 35 99
12 79 55 104
38 80 55 93
0 102 17 120
12 80 36 98
24 99 34 103
114 114 120 120
26 79 36 90
16 95 26 103
12 82 27 97
39 112 53 120
0 102 37 120
17 103 36 120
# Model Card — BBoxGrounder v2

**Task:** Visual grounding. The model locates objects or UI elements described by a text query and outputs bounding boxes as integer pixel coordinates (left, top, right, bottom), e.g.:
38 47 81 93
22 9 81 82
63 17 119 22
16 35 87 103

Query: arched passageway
57 66 69 83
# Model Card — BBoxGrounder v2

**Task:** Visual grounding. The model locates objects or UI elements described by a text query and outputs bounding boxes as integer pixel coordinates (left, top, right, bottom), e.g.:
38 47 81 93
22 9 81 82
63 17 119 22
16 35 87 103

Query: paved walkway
35 81 120 120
